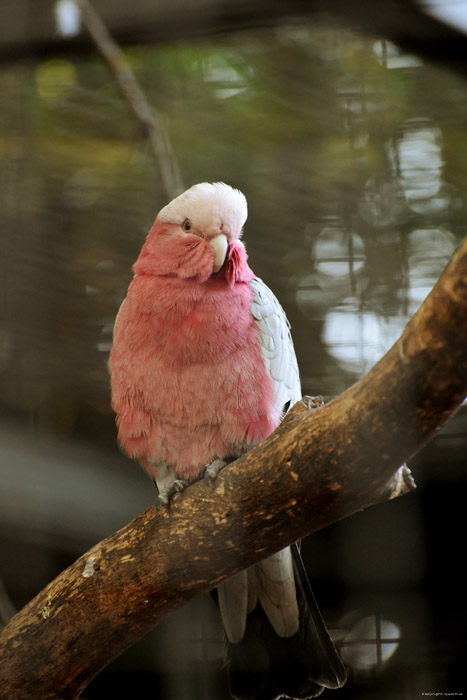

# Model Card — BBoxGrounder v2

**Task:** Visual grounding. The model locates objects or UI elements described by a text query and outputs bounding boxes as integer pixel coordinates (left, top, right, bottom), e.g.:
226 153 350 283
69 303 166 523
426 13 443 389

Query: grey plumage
219 277 346 699
249 277 302 414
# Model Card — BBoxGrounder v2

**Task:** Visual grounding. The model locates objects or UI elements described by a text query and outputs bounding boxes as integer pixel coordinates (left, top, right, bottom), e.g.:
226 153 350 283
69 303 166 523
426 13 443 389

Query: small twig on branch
74 0 183 200
1 238 467 699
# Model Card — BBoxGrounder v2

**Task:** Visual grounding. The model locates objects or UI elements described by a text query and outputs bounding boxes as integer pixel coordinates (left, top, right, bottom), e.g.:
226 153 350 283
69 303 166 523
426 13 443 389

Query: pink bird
109 183 346 699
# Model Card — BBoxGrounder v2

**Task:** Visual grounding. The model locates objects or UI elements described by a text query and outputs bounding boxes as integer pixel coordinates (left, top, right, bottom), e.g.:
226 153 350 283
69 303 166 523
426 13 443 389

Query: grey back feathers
249 277 302 414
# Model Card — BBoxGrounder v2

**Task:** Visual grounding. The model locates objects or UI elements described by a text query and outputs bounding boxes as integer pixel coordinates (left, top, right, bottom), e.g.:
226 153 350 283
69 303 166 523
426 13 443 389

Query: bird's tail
222 543 346 700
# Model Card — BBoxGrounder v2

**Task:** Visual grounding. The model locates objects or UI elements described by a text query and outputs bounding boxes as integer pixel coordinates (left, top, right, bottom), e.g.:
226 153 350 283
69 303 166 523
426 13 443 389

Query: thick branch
1 239 467 699
4 2 467 87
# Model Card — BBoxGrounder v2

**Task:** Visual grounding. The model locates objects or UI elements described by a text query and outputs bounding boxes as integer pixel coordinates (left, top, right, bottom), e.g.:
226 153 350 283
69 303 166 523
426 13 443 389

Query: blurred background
1 1 466 698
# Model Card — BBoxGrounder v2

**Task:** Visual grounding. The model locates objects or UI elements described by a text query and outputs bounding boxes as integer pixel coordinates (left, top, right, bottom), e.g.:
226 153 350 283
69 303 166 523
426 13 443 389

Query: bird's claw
203 458 228 484
155 479 189 509
303 395 324 411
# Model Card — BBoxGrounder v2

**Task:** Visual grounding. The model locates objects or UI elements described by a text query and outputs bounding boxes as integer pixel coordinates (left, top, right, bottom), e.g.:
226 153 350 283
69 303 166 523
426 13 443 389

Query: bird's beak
209 234 228 273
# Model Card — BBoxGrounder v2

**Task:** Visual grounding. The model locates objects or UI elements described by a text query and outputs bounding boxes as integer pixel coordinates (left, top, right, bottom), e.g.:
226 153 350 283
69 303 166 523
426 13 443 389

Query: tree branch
1 238 467 699
74 0 184 200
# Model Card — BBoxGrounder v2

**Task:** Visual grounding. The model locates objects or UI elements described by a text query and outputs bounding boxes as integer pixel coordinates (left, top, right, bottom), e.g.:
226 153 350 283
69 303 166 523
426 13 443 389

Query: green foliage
1 19 467 429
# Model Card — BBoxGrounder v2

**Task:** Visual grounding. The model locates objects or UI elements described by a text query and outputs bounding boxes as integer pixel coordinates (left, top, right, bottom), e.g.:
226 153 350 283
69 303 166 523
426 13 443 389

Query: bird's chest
147 278 257 366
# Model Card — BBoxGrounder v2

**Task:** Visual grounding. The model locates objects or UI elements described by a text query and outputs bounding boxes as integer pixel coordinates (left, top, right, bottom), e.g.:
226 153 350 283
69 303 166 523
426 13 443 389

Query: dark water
1 14 466 700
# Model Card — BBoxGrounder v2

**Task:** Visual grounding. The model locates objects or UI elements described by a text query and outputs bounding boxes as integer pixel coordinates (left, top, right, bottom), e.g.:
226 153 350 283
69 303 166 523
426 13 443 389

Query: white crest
157 182 248 239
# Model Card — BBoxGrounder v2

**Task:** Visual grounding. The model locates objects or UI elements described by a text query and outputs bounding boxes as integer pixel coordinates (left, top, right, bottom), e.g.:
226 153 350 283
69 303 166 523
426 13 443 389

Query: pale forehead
157 182 248 231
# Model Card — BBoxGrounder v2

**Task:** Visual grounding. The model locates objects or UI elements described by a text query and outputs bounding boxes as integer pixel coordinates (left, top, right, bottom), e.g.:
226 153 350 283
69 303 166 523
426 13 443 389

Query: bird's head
134 182 252 285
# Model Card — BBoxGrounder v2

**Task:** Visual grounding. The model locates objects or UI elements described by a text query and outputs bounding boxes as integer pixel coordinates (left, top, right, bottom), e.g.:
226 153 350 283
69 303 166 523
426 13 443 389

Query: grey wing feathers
249 277 302 414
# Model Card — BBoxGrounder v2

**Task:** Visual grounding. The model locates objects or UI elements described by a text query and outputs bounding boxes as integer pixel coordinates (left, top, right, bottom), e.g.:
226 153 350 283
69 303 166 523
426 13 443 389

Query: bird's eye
182 219 192 232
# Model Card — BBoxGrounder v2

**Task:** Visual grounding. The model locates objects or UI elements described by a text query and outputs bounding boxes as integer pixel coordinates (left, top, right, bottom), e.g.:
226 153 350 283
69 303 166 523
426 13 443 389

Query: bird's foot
303 395 324 411
155 478 189 509
203 458 231 484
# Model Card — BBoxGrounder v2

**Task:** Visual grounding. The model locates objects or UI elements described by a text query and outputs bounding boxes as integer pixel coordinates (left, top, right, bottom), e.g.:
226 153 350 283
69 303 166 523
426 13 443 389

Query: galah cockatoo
109 183 346 699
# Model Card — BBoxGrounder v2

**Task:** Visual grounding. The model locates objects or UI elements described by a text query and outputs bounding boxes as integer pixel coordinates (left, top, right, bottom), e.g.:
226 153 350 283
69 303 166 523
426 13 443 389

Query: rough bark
1 238 467 699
